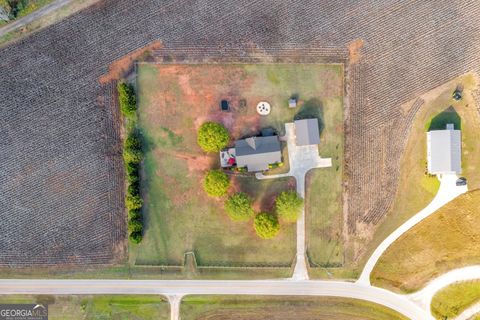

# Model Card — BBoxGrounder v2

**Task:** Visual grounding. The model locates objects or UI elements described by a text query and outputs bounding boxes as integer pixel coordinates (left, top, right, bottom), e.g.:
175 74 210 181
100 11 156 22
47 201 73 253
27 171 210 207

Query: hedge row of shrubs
118 81 144 244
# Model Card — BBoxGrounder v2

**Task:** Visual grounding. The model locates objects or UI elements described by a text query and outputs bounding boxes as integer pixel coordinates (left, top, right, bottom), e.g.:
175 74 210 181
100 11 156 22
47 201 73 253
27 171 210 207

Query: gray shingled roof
427 127 461 174
294 118 320 146
235 136 281 172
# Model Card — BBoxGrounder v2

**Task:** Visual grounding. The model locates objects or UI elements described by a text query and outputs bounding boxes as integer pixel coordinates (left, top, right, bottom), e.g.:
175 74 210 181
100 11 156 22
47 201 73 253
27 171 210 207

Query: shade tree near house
203 169 230 197
275 190 303 223
224 192 254 221
254 212 281 239
197 122 230 152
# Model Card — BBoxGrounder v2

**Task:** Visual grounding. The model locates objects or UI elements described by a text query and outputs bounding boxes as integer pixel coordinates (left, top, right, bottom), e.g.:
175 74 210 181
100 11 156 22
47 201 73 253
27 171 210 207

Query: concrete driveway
256 122 332 280
358 173 468 285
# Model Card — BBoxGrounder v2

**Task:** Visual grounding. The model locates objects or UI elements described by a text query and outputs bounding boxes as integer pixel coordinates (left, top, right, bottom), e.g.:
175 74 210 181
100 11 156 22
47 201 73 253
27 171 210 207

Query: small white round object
256 101 271 115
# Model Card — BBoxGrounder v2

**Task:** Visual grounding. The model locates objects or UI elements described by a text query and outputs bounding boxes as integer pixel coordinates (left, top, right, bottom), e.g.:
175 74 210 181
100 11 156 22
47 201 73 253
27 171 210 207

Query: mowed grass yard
0 295 169 320
431 280 480 319
371 190 480 293
180 295 408 320
134 63 344 272
305 88 344 275
358 73 480 274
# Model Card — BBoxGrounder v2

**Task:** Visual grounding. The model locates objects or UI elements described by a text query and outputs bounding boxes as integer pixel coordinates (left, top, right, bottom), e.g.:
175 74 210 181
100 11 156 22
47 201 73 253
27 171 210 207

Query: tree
117 82 137 117
129 231 143 244
197 122 230 152
123 131 143 164
203 170 230 197
224 192 254 221
128 219 143 233
275 190 303 223
126 194 143 210
254 212 280 239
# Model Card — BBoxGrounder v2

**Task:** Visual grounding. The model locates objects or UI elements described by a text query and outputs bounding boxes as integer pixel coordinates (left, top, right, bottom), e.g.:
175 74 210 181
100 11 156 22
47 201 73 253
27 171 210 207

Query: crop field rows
151 44 349 64
2 0 480 266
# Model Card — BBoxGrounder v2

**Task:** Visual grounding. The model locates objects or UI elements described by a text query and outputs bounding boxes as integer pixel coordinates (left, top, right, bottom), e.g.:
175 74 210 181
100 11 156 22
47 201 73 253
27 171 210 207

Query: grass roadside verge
180 295 408 320
0 0 98 47
431 280 480 319
0 295 169 319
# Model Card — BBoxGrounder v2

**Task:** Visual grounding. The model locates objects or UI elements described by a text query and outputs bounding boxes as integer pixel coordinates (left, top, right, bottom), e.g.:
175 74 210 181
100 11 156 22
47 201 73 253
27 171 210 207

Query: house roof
294 118 320 145
235 136 281 172
427 126 461 174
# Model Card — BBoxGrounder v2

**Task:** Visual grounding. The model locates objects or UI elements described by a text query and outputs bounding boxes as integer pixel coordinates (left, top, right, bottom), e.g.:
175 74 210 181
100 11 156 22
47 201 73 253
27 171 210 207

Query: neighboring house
427 123 461 174
294 118 320 146
235 136 282 172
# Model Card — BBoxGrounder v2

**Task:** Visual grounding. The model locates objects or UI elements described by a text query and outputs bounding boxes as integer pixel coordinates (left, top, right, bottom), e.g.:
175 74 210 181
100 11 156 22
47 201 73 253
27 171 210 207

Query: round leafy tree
225 192 254 221
129 231 143 244
275 190 303 223
254 212 280 239
197 122 230 152
203 170 230 197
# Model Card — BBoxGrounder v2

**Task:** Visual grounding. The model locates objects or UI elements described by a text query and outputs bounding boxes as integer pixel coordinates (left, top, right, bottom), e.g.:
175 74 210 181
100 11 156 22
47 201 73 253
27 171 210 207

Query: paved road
358 173 468 285
0 279 430 320
256 122 332 280
0 0 73 37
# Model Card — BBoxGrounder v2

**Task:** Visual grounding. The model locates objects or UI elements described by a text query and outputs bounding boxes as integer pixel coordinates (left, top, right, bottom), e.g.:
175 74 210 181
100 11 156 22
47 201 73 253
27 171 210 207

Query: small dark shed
220 100 230 111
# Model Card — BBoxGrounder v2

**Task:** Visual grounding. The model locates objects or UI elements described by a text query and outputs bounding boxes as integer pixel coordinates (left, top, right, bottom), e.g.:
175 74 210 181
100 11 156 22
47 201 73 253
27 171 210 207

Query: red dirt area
148 64 260 140
348 39 364 64
99 40 162 83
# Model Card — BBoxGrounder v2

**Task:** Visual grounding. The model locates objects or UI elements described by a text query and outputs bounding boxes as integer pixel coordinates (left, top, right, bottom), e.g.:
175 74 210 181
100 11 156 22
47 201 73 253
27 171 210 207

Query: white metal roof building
294 118 320 146
427 123 461 174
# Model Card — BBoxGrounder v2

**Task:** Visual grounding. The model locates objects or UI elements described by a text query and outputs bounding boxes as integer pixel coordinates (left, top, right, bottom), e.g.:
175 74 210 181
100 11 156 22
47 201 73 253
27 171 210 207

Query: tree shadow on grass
294 98 324 135
427 106 461 131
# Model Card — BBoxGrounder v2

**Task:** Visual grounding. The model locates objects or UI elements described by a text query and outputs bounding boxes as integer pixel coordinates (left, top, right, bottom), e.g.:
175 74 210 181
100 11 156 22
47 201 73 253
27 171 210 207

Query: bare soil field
134 63 342 273
1 0 480 272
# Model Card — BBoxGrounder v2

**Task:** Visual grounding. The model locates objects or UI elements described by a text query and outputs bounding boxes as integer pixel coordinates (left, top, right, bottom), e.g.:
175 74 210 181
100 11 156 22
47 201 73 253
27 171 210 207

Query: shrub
197 122 230 152
129 231 143 244
127 181 140 196
128 209 142 220
224 192 254 221
123 131 143 164
118 82 136 117
275 190 304 223
254 212 280 239
126 194 143 210
203 169 230 197
128 219 143 233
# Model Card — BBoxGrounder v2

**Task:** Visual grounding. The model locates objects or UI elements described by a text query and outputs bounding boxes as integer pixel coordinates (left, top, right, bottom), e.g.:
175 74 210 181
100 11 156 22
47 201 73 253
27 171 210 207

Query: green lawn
431 280 480 319
305 94 344 274
0 295 169 320
180 295 408 320
358 72 480 276
134 63 344 278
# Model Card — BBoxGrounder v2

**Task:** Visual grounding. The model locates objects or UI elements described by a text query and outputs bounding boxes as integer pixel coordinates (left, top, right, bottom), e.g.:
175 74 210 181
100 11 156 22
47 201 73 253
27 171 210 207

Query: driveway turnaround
0 279 430 320
455 301 480 320
256 122 332 280
358 173 468 285
408 265 480 314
